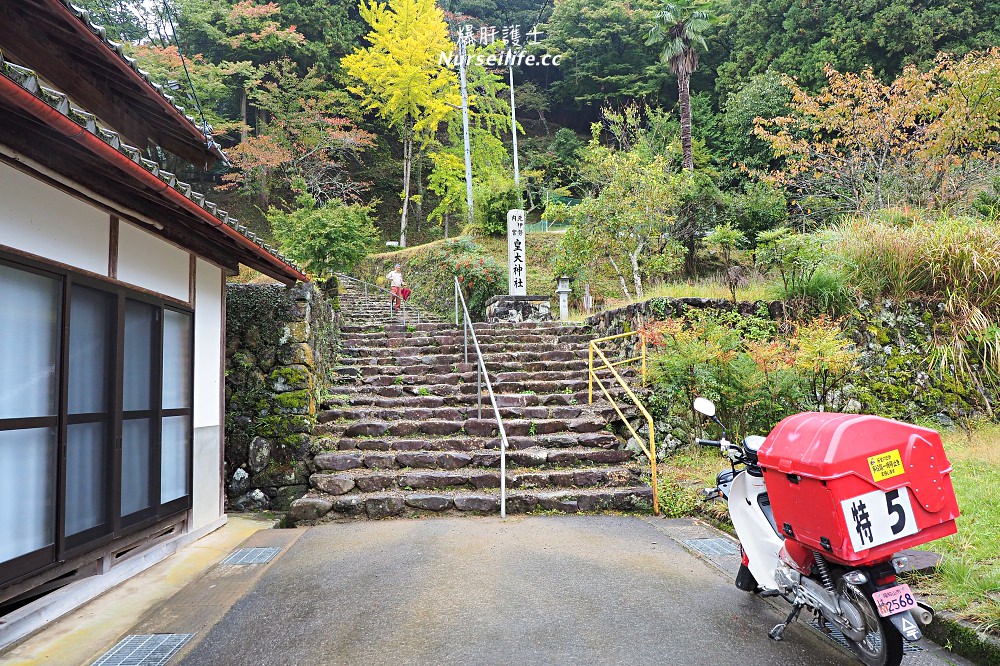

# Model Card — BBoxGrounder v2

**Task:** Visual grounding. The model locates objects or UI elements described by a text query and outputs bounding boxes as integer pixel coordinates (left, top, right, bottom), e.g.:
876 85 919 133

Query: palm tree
646 0 713 171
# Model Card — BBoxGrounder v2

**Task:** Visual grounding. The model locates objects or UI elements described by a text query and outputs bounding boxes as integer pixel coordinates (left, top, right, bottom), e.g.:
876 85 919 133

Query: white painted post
509 64 520 191
458 38 474 228
507 209 526 296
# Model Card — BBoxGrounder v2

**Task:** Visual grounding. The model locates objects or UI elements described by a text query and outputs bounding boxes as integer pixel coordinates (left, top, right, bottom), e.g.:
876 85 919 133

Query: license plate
871 583 917 618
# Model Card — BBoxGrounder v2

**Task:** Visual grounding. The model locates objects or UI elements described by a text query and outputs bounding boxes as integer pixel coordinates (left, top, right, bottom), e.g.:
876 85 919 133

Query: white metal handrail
454 276 509 517
335 272 425 325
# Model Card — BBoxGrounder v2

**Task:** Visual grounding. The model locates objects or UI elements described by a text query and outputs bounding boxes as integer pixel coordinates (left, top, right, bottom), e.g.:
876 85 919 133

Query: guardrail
454 276 510 517
587 330 659 515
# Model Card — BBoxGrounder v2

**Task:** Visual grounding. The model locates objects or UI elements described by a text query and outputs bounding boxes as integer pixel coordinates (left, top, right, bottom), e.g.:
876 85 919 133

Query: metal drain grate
682 537 740 557
809 619 926 655
221 546 281 565
93 634 193 666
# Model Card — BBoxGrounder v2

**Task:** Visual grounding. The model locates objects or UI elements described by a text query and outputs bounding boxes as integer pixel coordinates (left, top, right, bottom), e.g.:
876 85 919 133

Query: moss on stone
273 389 315 415
269 365 313 392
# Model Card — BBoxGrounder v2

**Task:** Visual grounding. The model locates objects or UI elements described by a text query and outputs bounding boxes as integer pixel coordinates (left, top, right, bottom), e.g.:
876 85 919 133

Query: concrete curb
923 612 1000 666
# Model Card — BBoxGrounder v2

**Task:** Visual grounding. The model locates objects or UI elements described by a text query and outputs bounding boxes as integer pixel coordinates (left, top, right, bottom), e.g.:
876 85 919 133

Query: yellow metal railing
588 330 658 515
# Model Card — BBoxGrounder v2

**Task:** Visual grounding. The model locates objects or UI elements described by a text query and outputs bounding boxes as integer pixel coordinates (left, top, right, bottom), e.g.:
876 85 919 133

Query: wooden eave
0 60 305 284
0 0 224 167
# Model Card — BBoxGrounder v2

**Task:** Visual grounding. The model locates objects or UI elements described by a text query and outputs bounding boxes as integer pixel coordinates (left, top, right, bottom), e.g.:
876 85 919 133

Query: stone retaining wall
224 280 338 511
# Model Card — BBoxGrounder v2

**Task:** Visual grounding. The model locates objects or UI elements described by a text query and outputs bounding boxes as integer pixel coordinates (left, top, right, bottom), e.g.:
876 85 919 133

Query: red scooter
694 398 960 666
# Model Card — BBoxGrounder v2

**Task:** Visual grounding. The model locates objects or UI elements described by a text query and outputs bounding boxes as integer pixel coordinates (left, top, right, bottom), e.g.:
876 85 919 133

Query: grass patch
605 273 778 310
910 424 1000 633
656 446 731 524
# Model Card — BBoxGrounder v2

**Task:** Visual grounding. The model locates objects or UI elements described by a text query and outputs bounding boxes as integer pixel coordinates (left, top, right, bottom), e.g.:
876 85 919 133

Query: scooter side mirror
693 397 716 417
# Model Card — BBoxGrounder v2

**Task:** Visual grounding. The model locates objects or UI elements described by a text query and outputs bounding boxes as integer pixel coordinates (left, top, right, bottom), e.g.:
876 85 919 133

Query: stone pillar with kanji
507 209 526 296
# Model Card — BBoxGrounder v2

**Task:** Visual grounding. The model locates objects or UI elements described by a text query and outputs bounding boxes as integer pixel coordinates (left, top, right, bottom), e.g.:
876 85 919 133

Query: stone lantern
555 275 572 321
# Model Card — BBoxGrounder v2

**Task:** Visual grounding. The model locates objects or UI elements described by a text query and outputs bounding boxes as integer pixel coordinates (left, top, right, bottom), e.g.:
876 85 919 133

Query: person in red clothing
387 263 404 310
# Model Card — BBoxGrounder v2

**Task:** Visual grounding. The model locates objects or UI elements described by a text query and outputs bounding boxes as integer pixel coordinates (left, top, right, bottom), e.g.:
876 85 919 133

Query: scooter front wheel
837 579 904 666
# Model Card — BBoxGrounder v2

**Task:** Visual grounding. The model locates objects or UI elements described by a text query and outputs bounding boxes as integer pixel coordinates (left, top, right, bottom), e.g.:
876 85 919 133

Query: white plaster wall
116 221 190 301
191 259 224 528
0 162 109 275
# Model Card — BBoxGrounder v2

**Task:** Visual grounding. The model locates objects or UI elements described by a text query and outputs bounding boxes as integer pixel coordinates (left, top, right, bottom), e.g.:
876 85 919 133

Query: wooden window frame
0 251 195 589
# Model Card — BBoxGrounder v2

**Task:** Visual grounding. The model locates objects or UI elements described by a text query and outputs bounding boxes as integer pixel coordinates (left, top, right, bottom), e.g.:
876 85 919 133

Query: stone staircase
288 279 652 522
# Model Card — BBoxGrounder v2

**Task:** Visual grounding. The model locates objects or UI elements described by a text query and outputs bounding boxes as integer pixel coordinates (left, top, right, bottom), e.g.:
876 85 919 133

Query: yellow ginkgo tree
342 0 459 247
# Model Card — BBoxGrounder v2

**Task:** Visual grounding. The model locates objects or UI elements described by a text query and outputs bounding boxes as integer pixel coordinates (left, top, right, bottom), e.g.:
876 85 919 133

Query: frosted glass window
161 415 189 503
124 300 156 411
121 418 151 516
0 428 55 563
68 286 112 414
65 422 106 536
162 310 191 410
0 265 59 419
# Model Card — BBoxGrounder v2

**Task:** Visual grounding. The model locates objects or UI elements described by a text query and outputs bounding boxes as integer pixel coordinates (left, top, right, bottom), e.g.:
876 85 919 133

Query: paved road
179 515 864 666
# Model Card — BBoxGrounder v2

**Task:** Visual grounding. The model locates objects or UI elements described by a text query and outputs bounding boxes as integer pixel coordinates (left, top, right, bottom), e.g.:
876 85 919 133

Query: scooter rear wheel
837 580 904 666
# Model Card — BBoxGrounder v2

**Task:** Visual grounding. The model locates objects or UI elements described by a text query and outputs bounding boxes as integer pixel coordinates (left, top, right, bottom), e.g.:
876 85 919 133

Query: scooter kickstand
769 603 803 641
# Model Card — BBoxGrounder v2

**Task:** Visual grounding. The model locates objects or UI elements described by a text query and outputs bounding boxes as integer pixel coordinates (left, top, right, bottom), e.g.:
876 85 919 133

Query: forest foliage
73 0 1000 289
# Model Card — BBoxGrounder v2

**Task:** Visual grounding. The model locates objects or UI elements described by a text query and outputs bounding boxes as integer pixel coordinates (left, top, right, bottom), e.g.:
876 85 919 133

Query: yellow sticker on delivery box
868 449 904 482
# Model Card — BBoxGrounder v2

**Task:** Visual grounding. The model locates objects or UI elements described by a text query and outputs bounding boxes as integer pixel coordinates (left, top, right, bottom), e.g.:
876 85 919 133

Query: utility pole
458 38 474 228
509 62 520 192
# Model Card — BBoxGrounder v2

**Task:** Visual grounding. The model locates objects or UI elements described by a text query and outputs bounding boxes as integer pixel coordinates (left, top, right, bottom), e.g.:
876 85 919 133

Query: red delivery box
757 412 959 565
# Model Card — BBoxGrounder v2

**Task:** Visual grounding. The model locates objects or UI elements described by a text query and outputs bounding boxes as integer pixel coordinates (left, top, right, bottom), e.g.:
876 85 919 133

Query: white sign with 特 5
507 209 526 296
840 486 919 552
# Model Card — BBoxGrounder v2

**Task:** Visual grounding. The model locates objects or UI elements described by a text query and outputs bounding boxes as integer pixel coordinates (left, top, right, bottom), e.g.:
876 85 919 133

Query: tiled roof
58 0 222 157
0 53 300 272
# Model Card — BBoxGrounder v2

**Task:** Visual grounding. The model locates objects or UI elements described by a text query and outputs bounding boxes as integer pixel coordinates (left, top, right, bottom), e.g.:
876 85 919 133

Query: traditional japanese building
0 0 305 647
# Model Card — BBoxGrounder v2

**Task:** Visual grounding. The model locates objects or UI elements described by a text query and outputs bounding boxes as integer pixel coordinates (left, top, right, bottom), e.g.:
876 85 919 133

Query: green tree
277 0 367 74
719 72 792 175
646 0 715 171
267 194 378 277
558 137 683 299
342 0 459 247
543 0 671 109
716 0 1000 97
221 59 374 209
74 0 152 41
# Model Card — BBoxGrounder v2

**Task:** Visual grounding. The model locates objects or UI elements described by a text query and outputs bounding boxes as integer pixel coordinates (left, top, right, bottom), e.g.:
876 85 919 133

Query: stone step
313 416 607 440
312 446 633 472
308 465 640 495
334 359 591 377
336 367 625 387
318 403 602 423
331 378 614 395
340 331 591 344
338 341 592 357
319 431 620 452
325 386 634 406
297 277 652 523
289 485 654 521
320 391 634 411
340 321 587 333
336 349 588 366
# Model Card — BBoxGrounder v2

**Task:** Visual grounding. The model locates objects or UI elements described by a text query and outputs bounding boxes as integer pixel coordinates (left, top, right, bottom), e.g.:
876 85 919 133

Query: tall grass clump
837 212 1000 409
756 227 851 313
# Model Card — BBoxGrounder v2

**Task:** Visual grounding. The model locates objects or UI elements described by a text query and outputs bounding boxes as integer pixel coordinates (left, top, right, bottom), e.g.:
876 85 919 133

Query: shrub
647 310 857 440
268 195 378 278
757 226 849 313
